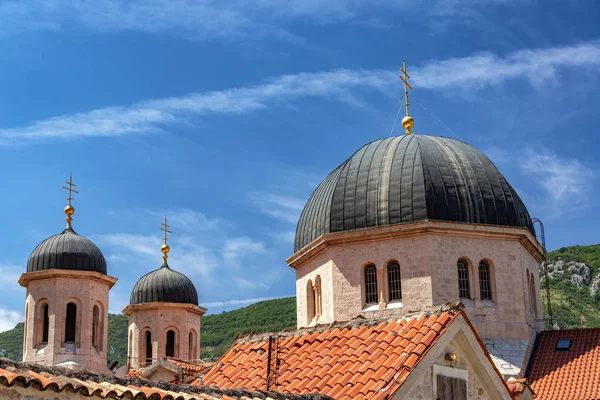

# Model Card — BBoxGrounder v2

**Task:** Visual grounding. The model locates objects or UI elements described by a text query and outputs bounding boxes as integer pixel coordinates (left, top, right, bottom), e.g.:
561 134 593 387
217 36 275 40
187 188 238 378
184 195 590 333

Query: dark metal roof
130 262 198 305
27 227 107 274
294 134 534 252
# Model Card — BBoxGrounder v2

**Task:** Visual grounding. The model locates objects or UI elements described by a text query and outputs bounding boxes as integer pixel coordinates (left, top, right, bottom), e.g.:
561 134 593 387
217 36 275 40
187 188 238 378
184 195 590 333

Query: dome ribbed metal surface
130 262 198 305
27 227 107 274
295 134 534 252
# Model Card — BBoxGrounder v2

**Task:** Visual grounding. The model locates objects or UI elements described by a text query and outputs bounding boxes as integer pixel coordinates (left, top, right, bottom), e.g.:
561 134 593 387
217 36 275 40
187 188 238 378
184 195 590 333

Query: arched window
457 259 470 299
314 275 322 319
145 331 152 366
92 305 100 349
128 331 132 365
478 261 493 301
24 304 29 350
65 303 77 343
306 280 315 322
189 331 194 359
387 262 402 302
530 272 538 316
42 303 49 344
365 264 378 305
166 330 175 357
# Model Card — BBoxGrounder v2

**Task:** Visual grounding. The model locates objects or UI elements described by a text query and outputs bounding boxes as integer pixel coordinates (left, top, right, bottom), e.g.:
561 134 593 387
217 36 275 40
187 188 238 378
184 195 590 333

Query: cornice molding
18 269 118 288
287 220 544 269
122 301 207 317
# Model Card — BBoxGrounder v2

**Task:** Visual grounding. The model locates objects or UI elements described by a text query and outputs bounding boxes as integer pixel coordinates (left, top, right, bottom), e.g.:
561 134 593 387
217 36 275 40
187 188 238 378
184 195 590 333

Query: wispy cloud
413 42 600 90
0 263 22 286
0 69 391 144
223 237 266 262
0 307 22 333
520 147 596 215
248 193 305 224
3 41 599 145
0 0 525 40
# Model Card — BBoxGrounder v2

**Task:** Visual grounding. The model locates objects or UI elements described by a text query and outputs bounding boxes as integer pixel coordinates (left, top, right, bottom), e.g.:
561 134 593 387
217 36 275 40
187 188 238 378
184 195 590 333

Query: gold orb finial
61 174 79 228
160 217 172 262
402 115 415 135
399 60 415 135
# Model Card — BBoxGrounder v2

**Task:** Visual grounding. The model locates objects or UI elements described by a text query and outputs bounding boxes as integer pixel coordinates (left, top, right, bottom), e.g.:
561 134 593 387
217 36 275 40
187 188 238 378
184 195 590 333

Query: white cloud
223 237 266 262
0 263 22 286
249 193 305 224
0 307 22 333
0 0 525 40
0 69 391 144
150 209 222 232
520 147 595 213
413 42 600 90
2 41 599 145
96 233 159 256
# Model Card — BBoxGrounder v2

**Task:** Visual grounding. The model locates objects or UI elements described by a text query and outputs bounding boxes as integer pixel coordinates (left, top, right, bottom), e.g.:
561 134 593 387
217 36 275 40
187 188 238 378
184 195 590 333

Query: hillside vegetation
543 244 600 329
0 297 297 366
2 244 600 366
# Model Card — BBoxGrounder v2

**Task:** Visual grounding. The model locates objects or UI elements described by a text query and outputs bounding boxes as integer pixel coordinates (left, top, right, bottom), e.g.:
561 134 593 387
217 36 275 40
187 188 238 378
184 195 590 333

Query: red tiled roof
166 357 215 376
0 358 330 400
506 378 530 398
527 328 600 400
203 310 460 400
124 368 144 379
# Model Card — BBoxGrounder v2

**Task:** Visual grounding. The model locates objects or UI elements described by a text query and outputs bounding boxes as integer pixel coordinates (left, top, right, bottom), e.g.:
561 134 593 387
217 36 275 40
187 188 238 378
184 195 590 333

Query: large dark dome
130 262 198 305
27 227 107 274
294 134 534 252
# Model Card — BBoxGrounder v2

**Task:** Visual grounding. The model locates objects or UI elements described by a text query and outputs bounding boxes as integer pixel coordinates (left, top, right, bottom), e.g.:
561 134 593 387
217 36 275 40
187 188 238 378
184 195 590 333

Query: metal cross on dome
398 60 415 135
160 217 171 246
62 174 79 206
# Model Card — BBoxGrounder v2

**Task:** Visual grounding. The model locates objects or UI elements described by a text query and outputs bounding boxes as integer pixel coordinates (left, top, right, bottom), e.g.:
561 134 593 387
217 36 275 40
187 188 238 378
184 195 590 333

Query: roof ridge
0 357 330 400
234 302 464 344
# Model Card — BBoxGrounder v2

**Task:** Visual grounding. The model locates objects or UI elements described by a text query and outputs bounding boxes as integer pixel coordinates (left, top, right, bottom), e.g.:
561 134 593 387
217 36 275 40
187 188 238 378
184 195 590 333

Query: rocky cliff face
543 259 600 295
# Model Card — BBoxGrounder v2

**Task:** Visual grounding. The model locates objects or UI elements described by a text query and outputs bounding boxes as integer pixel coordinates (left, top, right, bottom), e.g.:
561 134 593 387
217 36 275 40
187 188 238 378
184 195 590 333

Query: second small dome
130 262 198 305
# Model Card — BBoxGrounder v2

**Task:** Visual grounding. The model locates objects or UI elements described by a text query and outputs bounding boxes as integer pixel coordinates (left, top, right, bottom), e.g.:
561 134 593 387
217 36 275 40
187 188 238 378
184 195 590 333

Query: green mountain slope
543 244 600 329
3 244 599 367
0 297 297 365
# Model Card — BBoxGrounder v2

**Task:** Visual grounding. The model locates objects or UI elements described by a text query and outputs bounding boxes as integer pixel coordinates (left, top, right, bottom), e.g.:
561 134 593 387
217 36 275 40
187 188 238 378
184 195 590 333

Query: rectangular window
365 265 378 305
457 260 470 299
555 339 571 352
437 375 467 400
479 261 492 301
388 263 402 301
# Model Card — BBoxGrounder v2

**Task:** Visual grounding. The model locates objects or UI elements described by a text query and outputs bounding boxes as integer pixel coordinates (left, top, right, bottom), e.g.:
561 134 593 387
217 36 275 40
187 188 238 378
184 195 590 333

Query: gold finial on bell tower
160 217 172 263
398 60 415 135
61 174 79 228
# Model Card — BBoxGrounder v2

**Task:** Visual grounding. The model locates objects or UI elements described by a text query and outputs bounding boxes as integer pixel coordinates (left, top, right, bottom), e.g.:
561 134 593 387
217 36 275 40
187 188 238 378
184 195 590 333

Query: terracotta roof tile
203 310 462 399
527 328 600 400
0 358 326 400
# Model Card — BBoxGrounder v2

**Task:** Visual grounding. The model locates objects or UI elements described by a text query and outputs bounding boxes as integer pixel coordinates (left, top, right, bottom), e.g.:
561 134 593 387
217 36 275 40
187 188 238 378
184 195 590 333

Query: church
2 65 599 400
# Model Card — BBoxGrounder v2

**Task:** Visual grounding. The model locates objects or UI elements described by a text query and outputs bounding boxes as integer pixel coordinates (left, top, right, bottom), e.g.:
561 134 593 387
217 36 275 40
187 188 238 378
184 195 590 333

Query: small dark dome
295 134 534 252
130 262 198 305
27 227 107 274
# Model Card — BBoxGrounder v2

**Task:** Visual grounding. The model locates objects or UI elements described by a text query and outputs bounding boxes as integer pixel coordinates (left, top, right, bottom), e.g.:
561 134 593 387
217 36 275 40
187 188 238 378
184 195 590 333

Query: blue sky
0 0 599 332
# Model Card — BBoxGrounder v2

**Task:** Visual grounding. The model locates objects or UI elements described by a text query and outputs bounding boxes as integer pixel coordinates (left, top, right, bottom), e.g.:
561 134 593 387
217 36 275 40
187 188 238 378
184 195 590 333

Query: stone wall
290 221 543 343
125 303 204 369
398 316 512 400
20 270 116 373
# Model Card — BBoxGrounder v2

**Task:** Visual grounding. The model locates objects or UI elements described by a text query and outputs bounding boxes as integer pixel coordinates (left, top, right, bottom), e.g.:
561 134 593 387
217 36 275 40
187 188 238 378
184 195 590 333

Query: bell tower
19 176 117 372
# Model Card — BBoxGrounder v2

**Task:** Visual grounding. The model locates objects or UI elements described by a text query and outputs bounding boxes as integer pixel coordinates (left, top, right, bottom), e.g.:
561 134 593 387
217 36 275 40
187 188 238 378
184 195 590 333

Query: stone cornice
18 269 118 288
122 302 207 317
287 220 545 270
